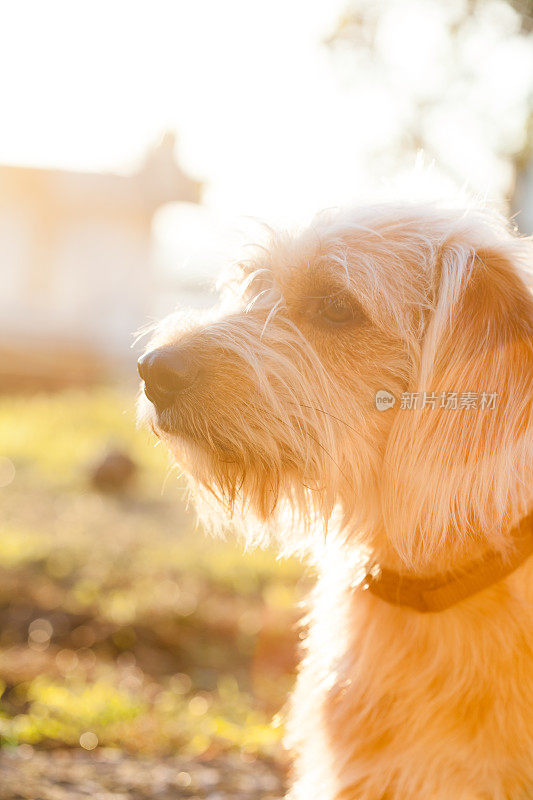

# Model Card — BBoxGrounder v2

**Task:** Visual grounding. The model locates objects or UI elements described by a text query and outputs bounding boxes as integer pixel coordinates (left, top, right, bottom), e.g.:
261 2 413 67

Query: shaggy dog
137 205 533 800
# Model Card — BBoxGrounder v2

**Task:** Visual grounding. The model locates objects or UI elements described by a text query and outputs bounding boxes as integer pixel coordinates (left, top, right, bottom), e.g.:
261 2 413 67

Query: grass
0 389 308 758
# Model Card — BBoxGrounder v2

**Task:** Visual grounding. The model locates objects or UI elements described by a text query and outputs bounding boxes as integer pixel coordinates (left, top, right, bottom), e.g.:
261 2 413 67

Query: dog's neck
357 509 533 613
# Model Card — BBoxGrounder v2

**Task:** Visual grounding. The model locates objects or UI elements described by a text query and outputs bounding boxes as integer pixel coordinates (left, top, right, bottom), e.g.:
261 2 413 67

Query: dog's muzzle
138 346 199 412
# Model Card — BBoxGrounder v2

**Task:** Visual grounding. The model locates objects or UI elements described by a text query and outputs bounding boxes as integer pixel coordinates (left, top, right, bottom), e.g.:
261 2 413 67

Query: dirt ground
0 748 284 800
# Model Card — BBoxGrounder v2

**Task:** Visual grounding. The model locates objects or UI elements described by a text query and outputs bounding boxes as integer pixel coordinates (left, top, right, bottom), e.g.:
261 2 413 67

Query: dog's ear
381 233 533 568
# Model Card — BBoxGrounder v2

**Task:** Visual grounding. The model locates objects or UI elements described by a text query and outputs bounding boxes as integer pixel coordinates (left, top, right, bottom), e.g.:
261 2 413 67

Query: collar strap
361 510 533 613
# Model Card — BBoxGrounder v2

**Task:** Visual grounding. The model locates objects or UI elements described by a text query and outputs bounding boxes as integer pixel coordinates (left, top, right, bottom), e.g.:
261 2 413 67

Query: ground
0 748 283 799
0 389 308 797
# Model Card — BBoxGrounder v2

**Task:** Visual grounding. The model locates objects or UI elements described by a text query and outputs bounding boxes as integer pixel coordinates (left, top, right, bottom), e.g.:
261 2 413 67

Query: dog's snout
138 347 199 410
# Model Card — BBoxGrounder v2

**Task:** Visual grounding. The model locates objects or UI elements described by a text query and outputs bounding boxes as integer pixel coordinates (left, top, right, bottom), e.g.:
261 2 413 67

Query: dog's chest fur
286 556 533 800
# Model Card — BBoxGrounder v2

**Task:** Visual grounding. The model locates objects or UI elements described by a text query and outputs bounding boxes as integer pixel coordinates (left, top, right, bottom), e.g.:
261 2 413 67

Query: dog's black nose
138 347 198 410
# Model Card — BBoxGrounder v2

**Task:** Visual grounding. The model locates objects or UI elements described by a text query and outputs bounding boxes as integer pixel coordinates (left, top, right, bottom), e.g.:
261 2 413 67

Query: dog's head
138 205 533 565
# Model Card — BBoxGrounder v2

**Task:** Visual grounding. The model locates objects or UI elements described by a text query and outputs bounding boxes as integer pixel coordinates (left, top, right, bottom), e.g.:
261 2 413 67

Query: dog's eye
320 296 355 325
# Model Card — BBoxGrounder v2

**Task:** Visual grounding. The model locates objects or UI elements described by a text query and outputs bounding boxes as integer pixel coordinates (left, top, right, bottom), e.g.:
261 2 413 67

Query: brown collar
360 510 533 613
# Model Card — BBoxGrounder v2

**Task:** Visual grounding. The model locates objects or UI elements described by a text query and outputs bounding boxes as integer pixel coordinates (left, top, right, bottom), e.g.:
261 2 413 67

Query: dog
137 204 533 800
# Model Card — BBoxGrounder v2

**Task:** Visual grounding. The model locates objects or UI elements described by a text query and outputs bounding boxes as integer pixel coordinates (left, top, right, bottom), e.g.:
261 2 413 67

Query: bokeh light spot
0 457 15 488
79 731 98 750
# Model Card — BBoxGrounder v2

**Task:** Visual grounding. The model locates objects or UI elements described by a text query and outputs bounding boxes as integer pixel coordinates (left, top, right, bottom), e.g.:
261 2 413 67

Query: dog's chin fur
138 203 533 799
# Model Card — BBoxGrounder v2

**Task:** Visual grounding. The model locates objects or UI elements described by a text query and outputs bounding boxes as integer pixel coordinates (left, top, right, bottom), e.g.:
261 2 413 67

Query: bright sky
1 0 531 283
0 0 355 219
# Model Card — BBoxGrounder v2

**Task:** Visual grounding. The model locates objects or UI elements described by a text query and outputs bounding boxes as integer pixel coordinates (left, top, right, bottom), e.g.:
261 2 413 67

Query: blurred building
513 153 533 236
0 133 201 390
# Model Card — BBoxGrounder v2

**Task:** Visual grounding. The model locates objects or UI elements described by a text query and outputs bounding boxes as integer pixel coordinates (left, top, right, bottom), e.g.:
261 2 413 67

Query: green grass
0 389 168 487
0 389 307 757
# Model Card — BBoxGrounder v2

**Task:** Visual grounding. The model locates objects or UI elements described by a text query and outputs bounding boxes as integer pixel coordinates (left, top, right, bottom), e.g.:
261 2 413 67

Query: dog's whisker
244 287 273 313
131 320 159 348
260 298 285 340
161 461 179 496
302 431 354 492
292 402 362 438
267 410 354 494
289 401 387 464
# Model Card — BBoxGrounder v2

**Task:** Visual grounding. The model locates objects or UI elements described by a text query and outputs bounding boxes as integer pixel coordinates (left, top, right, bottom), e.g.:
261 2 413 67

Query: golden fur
138 204 533 799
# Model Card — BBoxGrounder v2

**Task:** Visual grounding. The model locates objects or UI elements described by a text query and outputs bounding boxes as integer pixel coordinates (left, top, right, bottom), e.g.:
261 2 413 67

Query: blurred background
0 1 532 797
